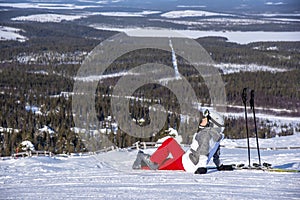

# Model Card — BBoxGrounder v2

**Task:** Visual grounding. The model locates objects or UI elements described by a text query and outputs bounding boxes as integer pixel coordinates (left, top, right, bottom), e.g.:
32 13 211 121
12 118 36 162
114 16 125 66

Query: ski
232 163 300 173
208 163 300 173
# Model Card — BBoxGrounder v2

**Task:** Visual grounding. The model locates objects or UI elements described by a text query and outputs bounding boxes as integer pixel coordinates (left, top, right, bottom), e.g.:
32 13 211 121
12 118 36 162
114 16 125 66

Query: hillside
0 0 300 156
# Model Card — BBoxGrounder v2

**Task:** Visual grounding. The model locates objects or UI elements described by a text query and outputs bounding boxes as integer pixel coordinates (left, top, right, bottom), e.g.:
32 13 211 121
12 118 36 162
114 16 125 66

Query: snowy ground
1 135 299 199
0 26 27 42
160 10 235 18
11 14 87 23
0 2 100 10
214 63 288 74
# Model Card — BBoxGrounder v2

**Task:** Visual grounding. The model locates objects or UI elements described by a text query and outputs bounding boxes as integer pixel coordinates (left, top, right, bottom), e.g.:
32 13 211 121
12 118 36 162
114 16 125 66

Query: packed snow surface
1 134 299 199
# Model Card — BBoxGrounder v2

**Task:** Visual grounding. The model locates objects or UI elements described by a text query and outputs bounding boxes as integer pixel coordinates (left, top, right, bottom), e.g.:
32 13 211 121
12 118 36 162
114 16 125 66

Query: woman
132 109 225 174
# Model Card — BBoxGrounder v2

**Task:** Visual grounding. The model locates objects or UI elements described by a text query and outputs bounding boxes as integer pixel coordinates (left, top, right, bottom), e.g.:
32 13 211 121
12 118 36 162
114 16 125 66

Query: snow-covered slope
161 10 235 18
11 14 86 23
0 26 27 42
1 135 300 199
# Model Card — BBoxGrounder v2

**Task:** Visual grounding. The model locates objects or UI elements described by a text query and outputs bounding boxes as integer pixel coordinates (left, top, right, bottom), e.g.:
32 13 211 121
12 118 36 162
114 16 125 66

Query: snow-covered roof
20 140 35 151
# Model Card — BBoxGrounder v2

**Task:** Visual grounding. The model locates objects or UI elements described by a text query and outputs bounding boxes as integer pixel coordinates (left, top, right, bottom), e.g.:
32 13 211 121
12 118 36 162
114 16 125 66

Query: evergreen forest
0 21 299 156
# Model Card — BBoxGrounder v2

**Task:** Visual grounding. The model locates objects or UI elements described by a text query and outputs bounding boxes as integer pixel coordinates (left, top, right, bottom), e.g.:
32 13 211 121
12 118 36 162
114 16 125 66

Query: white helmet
203 109 224 128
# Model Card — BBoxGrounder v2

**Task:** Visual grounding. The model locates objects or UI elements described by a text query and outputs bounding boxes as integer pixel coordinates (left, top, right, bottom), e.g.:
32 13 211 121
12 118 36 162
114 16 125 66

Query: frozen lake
92 27 300 44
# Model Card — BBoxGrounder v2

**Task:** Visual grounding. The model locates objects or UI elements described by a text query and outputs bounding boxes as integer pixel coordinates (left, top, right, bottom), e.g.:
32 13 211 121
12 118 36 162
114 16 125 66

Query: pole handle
250 90 255 110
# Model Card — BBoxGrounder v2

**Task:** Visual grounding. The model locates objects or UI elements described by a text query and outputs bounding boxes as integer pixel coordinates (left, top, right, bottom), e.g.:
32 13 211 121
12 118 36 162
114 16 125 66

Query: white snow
169 39 180 79
225 104 297 114
0 26 27 42
156 128 183 146
74 71 139 82
161 10 234 18
25 105 40 113
266 18 300 22
0 3 101 10
11 14 86 23
266 46 279 51
0 127 20 133
177 5 207 8
176 30 300 44
223 110 300 124
38 125 55 135
13 51 87 65
255 13 300 17
1 135 299 199
95 0 109 4
20 141 35 151
214 63 288 74
265 2 285 6
222 134 300 150
97 11 161 17
151 17 289 27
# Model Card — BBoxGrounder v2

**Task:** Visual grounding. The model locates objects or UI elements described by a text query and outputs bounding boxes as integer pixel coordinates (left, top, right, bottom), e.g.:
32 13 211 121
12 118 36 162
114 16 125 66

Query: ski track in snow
1 136 300 200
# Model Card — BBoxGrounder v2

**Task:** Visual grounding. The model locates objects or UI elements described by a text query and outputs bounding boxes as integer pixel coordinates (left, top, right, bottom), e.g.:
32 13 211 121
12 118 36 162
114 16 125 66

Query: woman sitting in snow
132 109 230 174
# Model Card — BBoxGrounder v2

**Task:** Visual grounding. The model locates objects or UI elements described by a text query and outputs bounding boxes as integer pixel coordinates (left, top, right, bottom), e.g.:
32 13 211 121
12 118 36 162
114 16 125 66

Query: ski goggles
203 109 210 118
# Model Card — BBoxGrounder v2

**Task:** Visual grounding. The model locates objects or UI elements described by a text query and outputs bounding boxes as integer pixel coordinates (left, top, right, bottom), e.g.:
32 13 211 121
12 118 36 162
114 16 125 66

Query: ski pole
250 90 261 166
242 88 251 167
